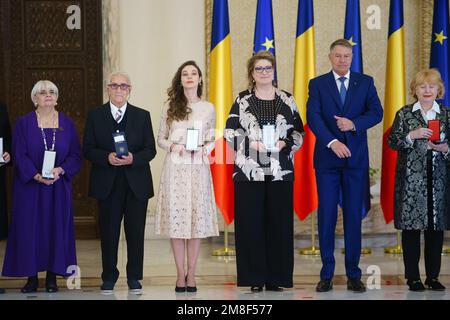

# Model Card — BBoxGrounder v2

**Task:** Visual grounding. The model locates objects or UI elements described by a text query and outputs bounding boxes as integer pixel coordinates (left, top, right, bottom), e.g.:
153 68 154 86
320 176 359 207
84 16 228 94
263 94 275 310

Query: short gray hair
330 39 352 52
31 80 59 103
107 71 131 85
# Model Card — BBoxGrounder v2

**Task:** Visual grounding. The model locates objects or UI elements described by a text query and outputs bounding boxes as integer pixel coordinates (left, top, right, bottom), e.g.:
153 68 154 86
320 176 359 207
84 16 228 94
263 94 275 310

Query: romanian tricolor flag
209 0 234 225
380 0 405 224
293 0 317 221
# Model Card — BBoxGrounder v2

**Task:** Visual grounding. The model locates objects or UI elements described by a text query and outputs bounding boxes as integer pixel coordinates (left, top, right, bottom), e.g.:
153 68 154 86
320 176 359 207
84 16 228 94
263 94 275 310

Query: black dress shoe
265 285 283 292
316 279 333 292
21 276 38 293
347 279 366 293
250 286 263 293
45 272 59 293
100 281 115 295
407 279 425 292
425 278 446 291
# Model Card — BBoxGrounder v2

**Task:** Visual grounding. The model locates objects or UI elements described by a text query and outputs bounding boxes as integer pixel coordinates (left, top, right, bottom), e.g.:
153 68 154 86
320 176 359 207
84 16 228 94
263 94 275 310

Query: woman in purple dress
1 80 81 293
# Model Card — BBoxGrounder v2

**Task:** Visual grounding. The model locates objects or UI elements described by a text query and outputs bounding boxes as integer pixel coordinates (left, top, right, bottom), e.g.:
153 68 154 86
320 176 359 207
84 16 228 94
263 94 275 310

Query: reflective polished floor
0 238 449 300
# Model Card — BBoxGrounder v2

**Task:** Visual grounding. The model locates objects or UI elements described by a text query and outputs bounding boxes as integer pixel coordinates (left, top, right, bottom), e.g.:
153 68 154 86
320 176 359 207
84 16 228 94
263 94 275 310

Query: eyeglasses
254 66 273 74
107 83 131 90
38 90 57 96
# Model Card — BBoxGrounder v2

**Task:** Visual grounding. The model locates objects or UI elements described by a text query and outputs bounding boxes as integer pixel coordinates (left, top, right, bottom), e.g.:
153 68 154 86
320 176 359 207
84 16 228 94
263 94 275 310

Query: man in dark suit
83 72 156 294
306 39 383 293
0 102 11 294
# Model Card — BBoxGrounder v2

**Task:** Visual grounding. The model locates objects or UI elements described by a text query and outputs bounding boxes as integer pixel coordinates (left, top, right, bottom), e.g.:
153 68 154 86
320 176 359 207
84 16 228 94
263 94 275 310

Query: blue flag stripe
296 0 314 37
211 0 230 51
388 0 404 37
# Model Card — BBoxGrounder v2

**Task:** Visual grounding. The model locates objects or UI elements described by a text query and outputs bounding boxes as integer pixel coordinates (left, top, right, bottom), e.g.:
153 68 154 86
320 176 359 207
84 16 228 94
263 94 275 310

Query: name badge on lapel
185 128 199 151
263 124 276 151
42 150 56 179
113 131 129 158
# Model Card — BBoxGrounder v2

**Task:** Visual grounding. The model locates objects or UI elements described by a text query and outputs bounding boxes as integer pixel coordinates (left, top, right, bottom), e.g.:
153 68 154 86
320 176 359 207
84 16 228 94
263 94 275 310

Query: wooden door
0 0 103 238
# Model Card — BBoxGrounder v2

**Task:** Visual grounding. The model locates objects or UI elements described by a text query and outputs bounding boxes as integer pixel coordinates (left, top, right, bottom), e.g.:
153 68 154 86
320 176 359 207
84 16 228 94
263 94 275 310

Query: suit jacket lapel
343 73 360 113
325 71 343 110
102 103 114 134
125 104 135 139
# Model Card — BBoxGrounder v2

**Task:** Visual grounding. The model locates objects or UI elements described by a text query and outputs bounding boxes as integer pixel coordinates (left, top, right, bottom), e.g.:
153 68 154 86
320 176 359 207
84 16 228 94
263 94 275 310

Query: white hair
31 80 59 104
107 71 131 85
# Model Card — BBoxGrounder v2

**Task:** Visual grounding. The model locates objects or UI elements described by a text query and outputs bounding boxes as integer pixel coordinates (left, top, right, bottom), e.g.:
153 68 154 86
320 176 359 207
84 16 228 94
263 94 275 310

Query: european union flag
343 0 370 218
430 0 450 106
254 0 277 83
253 0 276 55
344 0 363 73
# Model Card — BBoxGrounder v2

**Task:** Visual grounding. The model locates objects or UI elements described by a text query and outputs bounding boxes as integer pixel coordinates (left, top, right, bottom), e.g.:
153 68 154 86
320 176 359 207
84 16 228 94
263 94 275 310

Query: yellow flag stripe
383 27 405 131
294 27 316 124
210 35 233 137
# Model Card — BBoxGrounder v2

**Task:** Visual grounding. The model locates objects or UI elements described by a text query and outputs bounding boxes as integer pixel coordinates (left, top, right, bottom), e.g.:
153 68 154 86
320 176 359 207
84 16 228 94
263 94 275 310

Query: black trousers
401 150 444 281
98 169 148 283
234 180 294 288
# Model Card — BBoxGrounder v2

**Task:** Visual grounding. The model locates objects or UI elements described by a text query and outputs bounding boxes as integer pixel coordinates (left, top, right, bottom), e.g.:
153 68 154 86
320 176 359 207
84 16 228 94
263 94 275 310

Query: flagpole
298 211 320 255
212 223 236 257
384 230 403 254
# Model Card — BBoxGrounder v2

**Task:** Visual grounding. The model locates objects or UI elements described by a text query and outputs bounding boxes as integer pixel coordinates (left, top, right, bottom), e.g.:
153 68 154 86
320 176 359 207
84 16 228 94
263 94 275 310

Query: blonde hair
410 68 445 100
31 80 59 104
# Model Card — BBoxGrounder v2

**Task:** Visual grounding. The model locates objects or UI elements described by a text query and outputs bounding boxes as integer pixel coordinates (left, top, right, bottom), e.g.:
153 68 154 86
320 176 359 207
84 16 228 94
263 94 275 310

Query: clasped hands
169 144 208 157
330 116 355 159
33 167 64 185
409 127 449 153
1 152 11 164
108 152 134 166
249 140 286 152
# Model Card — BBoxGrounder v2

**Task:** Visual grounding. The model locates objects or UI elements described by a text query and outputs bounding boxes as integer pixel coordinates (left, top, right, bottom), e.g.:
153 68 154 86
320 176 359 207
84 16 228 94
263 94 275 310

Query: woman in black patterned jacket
225 51 304 292
388 69 450 292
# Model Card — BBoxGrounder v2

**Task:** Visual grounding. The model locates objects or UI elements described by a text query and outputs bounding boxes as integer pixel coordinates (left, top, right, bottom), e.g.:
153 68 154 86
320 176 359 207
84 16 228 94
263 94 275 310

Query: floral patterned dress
155 101 219 239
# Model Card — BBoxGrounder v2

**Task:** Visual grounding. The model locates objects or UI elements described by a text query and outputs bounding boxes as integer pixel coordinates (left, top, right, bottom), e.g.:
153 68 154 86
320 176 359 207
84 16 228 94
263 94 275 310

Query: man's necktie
115 109 122 123
338 76 347 105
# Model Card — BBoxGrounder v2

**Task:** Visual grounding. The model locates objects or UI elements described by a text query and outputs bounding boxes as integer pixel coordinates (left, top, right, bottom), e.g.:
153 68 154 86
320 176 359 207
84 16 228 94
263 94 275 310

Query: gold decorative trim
205 0 212 100
419 0 433 70
102 0 120 101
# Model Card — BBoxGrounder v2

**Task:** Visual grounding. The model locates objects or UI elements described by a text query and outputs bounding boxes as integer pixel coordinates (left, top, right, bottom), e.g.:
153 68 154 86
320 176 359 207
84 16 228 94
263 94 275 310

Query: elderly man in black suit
83 72 156 295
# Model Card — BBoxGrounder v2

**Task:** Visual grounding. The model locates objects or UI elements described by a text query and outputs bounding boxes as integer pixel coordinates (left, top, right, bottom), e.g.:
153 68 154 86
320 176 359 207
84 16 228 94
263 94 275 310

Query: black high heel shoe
45 271 59 293
21 276 38 293
175 276 186 293
186 275 197 293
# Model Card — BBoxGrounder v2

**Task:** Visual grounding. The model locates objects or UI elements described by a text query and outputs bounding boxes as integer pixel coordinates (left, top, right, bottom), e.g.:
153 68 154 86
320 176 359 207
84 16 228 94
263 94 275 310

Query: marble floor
0 237 450 300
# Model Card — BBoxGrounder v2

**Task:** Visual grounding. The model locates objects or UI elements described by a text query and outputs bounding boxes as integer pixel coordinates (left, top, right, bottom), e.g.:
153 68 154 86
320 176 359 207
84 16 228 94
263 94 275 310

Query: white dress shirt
327 70 351 148
406 101 441 148
110 102 128 124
